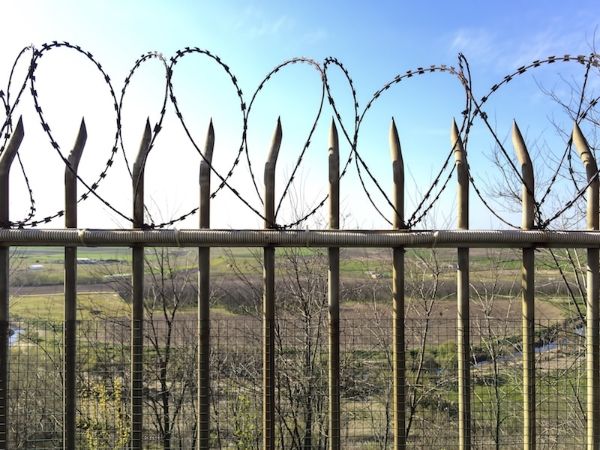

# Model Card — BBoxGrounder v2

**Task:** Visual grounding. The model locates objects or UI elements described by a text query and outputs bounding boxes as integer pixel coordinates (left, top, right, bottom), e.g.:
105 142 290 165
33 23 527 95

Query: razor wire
0 42 598 229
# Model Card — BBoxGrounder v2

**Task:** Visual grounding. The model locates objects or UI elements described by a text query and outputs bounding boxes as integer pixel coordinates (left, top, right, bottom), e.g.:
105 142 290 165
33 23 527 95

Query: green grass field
10 292 130 321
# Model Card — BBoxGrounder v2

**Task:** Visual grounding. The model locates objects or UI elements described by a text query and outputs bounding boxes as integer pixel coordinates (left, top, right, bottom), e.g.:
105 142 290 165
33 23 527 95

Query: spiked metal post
574 123 600 449
513 122 535 450
64 119 87 450
0 118 24 450
263 119 281 450
198 120 214 449
390 118 406 449
131 120 152 450
453 119 471 450
328 119 340 450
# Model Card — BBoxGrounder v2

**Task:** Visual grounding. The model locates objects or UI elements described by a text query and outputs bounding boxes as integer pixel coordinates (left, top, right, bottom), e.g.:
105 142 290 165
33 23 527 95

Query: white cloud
449 28 498 64
228 5 294 40
249 14 293 38
302 29 328 46
448 18 596 72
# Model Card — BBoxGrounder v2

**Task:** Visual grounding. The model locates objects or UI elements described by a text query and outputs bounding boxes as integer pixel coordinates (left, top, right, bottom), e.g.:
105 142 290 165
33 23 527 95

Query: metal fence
1 43 600 449
3 316 590 449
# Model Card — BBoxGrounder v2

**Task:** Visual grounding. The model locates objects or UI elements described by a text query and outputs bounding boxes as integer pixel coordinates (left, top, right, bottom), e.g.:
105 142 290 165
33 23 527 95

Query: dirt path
10 283 112 296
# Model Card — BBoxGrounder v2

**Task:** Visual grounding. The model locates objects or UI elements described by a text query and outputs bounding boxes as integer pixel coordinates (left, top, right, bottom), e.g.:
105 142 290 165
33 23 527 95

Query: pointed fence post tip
511 121 532 168
0 116 25 170
14 116 24 137
573 122 594 163
204 119 215 164
451 119 460 144
451 119 467 164
78 117 88 146
389 118 403 229
79 117 87 134
329 118 338 151
134 122 152 167
329 118 339 186
6 116 25 150
329 118 338 149
389 118 401 163
267 118 283 165
68 118 88 167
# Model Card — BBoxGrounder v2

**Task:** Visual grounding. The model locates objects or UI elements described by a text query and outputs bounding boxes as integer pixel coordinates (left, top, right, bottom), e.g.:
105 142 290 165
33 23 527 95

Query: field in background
6 246 587 448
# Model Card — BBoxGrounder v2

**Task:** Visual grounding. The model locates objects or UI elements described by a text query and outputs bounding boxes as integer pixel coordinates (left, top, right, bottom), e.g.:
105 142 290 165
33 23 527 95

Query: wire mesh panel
210 315 262 449
470 319 587 449
404 319 460 449
2 315 592 449
0 247 596 449
535 320 586 448
470 318 523 448
77 319 130 449
142 318 198 449
340 311 393 448
9 320 64 449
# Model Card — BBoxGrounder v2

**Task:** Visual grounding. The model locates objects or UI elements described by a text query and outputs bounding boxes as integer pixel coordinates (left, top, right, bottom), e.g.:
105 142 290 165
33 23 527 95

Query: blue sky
1 1 599 229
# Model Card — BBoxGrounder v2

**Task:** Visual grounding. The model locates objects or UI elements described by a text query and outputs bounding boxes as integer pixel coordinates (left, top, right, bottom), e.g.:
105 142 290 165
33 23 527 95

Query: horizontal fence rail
1 43 600 449
3 228 600 247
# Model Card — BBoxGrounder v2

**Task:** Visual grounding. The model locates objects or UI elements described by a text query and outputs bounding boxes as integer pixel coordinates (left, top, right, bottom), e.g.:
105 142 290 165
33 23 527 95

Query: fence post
131 119 152 450
452 120 471 449
512 122 535 450
198 121 214 450
573 123 600 449
0 118 24 450
64 119 87 450
328 119 341 450
389 119 406 449
263 118 281 450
